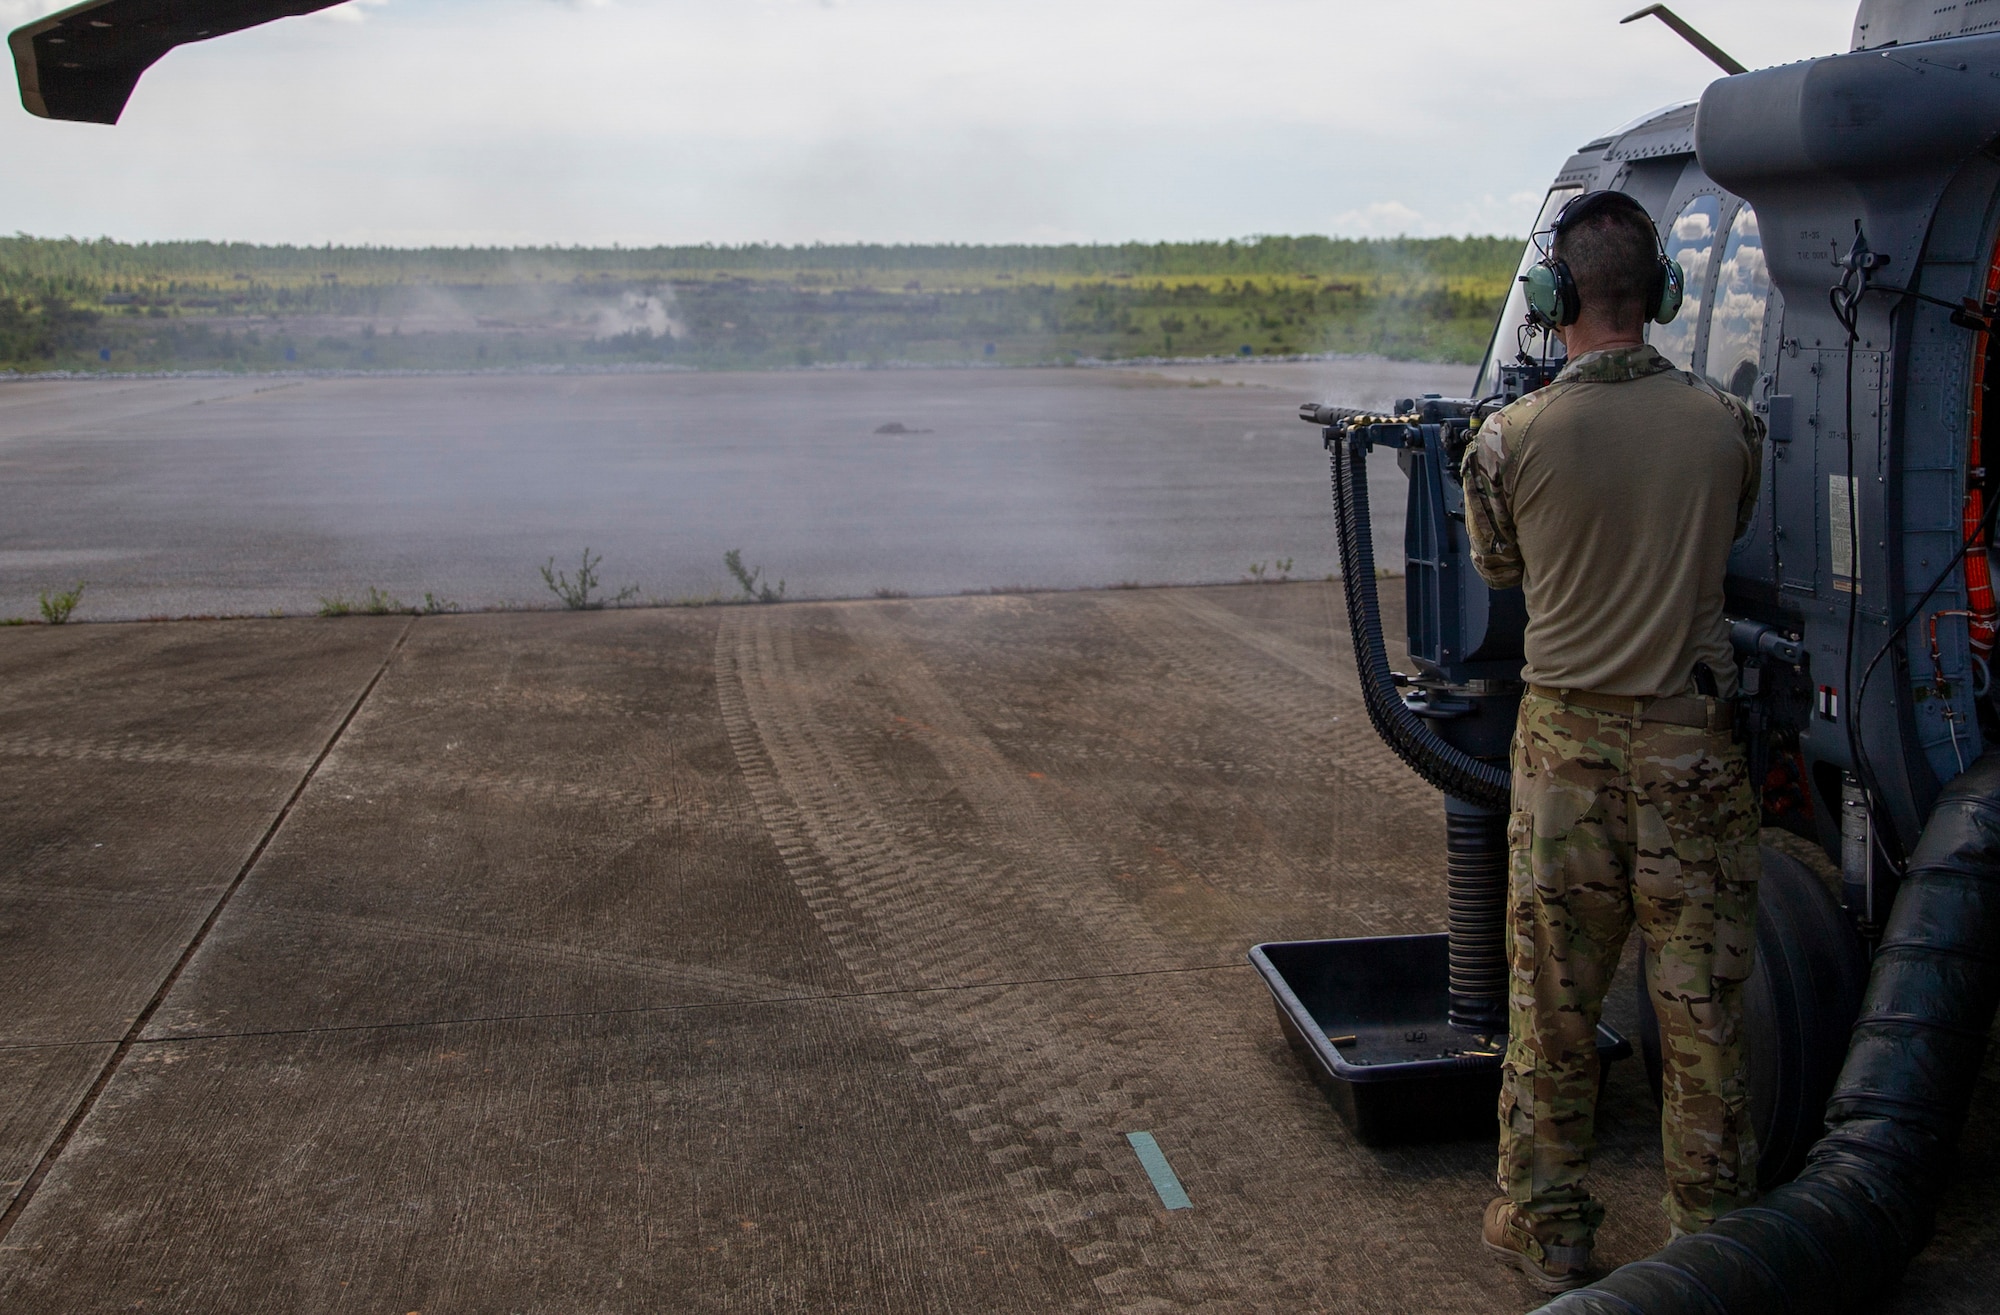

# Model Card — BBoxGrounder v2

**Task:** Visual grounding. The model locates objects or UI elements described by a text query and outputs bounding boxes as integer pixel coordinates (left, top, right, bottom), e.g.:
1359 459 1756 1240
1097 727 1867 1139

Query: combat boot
1482 1197 1592 1294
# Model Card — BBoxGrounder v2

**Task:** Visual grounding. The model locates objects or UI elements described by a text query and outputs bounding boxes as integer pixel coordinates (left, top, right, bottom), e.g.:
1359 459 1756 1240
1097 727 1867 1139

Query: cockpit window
1650 194 1722 371
1472 185 1584 400
1704 205 1771 401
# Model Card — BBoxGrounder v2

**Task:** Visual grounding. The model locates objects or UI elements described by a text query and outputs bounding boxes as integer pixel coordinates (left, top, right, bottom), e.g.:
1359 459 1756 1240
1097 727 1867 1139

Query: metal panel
1773 390 1819 593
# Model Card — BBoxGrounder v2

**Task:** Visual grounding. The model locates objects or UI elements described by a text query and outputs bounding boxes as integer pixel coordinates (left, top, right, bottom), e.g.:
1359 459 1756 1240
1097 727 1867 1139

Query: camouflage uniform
1500 693 1761 1248
1461 347 1765 1255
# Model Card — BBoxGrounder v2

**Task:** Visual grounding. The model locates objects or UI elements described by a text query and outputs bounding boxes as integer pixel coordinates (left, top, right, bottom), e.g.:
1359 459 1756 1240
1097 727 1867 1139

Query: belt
1526 683 1733 733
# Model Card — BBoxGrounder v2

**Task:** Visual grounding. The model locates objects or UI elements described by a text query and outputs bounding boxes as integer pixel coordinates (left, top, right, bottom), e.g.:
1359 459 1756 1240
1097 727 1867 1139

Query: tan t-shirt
1459 346 1763 699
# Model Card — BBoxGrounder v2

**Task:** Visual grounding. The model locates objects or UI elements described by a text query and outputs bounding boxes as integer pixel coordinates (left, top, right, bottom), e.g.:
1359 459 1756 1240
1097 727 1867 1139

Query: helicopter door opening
1471 184 1583 401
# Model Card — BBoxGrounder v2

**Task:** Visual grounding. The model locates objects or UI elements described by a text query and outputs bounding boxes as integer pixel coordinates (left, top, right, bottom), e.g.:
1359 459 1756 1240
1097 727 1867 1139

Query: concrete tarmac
0 361 1460 621
1 587 1995 1313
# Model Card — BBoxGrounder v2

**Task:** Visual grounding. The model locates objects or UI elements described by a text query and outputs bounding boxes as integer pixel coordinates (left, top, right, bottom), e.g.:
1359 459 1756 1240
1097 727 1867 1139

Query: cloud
0 0 1861 245
1327 202 1430 239
319 0 390 24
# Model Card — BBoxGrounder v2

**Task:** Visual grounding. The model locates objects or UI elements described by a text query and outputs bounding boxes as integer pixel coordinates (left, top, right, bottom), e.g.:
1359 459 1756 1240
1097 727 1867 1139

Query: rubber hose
1445 799 1510 1033
1530 751 2000 1315
1327 436 1512 810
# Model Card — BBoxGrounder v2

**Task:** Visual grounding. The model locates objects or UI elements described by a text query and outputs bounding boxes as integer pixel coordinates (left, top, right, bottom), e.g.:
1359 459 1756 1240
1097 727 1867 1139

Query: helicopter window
1472 185 1585 400
1705 206 1770 401
1650 194 1723 372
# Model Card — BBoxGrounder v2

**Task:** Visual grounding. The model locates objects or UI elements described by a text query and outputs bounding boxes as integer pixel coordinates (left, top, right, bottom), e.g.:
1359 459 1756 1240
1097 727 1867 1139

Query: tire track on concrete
839 604 1250 969
1047 590 1445 936
717 609 1260 1314
1089 591 1441 860
904 588 1449 940
139 903 810 1039
1112 591 1428 806
848 602 1317 945
0 732 289 775
320 756 725 818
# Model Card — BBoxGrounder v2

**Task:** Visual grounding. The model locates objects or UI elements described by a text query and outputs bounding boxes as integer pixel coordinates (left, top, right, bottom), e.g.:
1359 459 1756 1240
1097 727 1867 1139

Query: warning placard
1831 474 1859 592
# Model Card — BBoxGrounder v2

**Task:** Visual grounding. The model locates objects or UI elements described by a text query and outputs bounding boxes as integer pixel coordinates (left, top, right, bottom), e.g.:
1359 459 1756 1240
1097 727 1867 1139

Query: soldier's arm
1461 414 1523 589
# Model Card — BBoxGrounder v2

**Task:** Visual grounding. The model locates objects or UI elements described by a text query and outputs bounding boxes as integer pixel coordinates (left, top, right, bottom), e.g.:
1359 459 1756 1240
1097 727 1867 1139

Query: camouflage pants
1496 691 1761 1249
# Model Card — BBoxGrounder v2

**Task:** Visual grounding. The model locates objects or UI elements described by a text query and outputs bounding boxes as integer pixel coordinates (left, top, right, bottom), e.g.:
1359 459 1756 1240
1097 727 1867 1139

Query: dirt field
1 586 1995 1312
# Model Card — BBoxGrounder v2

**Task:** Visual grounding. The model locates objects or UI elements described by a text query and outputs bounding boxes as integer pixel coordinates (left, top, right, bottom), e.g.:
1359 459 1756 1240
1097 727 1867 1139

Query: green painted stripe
1126 1131 1192 1210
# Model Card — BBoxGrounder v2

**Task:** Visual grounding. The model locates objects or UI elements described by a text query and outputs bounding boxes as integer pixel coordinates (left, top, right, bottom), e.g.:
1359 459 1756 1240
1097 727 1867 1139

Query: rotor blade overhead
9 0 344 124
1620 4 1748 77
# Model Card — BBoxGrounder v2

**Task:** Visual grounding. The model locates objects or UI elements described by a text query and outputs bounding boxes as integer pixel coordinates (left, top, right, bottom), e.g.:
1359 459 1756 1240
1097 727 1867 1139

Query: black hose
1531 751 2000 1315
1445 797 1510 1033
1327 434 1512 810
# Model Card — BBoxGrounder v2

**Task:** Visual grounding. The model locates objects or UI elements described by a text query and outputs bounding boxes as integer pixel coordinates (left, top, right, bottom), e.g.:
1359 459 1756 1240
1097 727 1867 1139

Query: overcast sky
3 0 1860 248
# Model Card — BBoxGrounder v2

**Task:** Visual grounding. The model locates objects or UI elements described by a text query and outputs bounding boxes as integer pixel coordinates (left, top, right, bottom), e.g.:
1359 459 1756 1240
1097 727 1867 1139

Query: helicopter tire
1635 843 1868 1189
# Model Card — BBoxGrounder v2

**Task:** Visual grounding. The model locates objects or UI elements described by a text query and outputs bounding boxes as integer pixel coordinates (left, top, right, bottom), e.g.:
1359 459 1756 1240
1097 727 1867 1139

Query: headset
1522 189 1685 329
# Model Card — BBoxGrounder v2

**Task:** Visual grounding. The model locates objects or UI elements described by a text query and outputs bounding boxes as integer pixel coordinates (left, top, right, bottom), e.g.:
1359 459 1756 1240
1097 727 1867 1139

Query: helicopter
1274 2 2000 1310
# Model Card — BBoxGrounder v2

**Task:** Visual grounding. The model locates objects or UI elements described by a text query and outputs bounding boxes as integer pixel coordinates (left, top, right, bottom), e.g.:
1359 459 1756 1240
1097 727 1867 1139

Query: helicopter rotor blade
1621 3 1748 77
10 0 343 124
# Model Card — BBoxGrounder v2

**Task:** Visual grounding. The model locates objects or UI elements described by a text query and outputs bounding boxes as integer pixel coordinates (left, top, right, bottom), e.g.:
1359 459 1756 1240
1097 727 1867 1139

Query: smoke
400 282 479 330
592 290 687 342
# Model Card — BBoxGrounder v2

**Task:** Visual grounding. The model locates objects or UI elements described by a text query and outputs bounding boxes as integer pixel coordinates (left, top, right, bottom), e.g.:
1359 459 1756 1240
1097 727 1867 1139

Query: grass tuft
37 581 84 624
541 549 638 610
359 586 403 615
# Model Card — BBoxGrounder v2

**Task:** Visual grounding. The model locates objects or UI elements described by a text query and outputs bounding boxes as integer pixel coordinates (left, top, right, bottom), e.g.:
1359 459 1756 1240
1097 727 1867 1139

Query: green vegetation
724 550 785 604
37 582 84 624
540 549 637 610
358 585 403 615
316 587 457 617
0 235 1518 373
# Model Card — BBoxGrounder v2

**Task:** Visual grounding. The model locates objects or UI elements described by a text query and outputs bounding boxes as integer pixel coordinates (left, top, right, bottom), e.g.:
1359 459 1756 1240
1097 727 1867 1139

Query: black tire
1636 844 1868 1189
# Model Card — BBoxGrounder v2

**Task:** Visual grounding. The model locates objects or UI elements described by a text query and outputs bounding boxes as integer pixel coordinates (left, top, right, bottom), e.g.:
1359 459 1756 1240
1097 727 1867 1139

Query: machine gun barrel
1299 402 1368 428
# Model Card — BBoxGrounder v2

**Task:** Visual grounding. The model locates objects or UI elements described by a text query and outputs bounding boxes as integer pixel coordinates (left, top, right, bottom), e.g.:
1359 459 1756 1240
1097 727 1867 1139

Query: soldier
1459 189 1765 1293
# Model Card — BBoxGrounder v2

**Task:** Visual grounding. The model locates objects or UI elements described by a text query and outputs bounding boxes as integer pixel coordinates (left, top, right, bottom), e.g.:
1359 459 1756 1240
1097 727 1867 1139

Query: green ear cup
1524 263 1563 326
1654 257 1686 325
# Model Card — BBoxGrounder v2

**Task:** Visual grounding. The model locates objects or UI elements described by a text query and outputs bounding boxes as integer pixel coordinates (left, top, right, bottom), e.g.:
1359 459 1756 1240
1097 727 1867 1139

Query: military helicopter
1272 2 2000 1310
14 0 1999 1310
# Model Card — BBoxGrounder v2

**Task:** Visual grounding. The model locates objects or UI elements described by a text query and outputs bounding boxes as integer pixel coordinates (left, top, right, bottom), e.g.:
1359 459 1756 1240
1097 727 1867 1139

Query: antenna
1620 4 1748 76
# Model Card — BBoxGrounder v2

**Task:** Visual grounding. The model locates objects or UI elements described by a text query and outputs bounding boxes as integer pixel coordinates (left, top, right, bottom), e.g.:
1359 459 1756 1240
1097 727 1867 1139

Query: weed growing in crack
359 586 404 615
541 548 638 610
724 549 785 603
37 582 84 624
